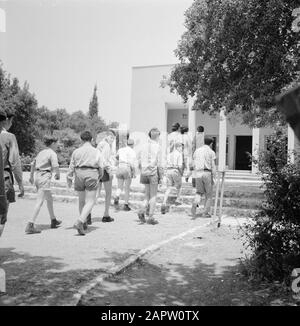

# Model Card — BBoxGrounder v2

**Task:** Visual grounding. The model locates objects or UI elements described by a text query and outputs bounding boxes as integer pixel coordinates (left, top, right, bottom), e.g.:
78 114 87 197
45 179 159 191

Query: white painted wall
130 64 275 170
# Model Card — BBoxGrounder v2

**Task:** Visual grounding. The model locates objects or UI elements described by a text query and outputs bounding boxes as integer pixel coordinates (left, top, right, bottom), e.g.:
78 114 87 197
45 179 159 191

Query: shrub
241 128 300 283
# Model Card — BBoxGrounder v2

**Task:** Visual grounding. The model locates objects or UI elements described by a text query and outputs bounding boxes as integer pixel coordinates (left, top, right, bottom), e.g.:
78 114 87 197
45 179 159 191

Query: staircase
18 171 264 217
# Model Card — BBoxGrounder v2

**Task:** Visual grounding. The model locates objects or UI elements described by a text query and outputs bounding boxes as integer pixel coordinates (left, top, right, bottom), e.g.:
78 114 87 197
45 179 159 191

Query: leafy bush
241 128 300 283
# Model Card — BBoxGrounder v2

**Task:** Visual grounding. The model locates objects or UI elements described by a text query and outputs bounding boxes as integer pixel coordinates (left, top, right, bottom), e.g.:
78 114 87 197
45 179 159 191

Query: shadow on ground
79 259 295 306
0 248 131 306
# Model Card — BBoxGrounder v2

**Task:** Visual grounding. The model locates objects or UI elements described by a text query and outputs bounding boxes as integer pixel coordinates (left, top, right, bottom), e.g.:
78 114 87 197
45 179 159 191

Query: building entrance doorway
167 109 188 133
235 136 252 170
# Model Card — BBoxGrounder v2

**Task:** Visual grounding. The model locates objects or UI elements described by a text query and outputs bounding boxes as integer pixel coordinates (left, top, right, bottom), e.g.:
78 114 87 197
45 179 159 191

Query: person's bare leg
44 190 56 220
29 189 45 224
163 187 171 206
191 193 201 216
78 190 97 223
103 179 112 217
78 191 86 215
115 179 124 199
175 186 182 202
203 193 212 215
124 178 132 204
148 183 158 218
143 184 150 212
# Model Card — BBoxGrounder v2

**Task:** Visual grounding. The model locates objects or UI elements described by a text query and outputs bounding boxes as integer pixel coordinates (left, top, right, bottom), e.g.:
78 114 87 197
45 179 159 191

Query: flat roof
132 64 175 69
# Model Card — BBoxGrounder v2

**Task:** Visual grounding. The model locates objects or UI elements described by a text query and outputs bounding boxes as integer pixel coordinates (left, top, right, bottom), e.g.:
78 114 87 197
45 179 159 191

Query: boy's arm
66 152 75 187
51 152 60 180
29 159 36 184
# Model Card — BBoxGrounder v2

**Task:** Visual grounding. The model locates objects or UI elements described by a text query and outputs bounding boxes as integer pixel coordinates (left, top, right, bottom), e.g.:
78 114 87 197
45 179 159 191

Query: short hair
204 137 214 146
0 109 7 122
5 107 15 118
43 135 58 147
80 130 93 142
180 126 189 134
171 122 180 132
107 129 116 137
148 127 160 139
197 125 204 133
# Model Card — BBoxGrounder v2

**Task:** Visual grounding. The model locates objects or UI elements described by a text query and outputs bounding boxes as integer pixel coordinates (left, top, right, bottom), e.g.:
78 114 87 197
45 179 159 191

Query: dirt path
80 224 297 306
0 199 209 306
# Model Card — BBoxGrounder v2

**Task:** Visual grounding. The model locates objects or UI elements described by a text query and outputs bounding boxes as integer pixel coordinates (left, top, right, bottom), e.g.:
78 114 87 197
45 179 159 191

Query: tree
167 0 300 127
0 64 37 155
88 84 99 119
9 82 38 155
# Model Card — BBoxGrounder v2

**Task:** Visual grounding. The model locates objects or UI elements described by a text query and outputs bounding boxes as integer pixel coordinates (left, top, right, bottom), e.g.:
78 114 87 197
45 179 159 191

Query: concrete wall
130 64 275 170
130 64 184 134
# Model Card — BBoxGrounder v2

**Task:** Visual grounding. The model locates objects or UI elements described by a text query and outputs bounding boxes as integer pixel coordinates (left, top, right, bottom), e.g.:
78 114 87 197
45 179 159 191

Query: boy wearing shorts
67 131 104 236
97 130 116 222
114 138 137 211
137 128 163 225
191 137 216 218
161 142 184 214
25 135 61 234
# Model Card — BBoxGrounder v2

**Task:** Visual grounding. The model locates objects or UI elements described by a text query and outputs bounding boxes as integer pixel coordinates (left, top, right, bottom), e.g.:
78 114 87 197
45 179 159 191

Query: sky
0 0 194 125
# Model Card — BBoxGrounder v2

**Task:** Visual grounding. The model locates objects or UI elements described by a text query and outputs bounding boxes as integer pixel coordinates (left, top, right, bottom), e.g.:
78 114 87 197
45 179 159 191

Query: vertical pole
288 124 295 164
218 171 226 227
214 109 227 224
213 171 220 219
188 97 196 137
252 128 260 173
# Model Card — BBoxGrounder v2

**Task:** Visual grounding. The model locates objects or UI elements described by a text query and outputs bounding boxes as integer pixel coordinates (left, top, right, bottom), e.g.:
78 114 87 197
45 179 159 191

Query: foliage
0 65 38 155
88 85 99 119
167 0 300 127
242 130 300 282
0 62 118 161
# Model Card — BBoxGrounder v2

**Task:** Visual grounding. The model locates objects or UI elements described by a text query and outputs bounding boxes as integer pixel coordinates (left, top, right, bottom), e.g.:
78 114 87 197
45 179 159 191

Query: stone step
20 192 259 217
20 189 262 210
21 182 264 198
22 184 264 199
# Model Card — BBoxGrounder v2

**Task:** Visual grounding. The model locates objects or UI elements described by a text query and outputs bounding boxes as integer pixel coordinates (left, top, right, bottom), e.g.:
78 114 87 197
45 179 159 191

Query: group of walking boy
0 107 217 236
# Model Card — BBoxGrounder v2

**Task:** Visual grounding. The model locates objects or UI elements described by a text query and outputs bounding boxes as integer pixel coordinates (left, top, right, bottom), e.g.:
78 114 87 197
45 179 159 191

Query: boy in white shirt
26 135 61 234
161 142 184 214
191 137 216 218
114 138 137 211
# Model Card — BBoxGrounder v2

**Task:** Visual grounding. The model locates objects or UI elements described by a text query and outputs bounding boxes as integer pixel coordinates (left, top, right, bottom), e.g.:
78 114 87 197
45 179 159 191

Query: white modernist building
129 64 275 172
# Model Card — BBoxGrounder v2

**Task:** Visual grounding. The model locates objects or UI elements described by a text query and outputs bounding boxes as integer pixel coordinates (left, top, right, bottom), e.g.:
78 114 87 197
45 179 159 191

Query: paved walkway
0 198 211 306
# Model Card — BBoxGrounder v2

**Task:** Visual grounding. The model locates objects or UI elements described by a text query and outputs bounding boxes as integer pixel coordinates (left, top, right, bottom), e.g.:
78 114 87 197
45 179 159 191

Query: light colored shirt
182 133 192 157
117 146 137 169
0 130 23 185
97 139 115 169
34 148 59 171
168 131 182 152
68 142 104 177
137 139 162 176
193 145 216 177
192 132 205 154
166 149 183 169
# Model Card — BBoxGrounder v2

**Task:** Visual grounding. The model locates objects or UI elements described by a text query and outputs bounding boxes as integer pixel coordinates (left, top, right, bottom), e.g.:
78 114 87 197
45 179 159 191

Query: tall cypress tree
88 84 98 119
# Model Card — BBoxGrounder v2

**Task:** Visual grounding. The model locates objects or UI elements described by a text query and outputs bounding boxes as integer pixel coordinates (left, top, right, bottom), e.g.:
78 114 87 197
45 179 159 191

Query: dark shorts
140 173 159 185
74 169 99 192
99 170 112 183
195 172 213 196
0 171 15 225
